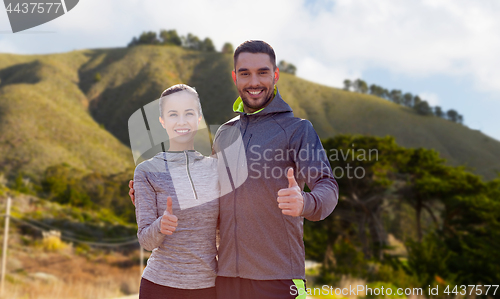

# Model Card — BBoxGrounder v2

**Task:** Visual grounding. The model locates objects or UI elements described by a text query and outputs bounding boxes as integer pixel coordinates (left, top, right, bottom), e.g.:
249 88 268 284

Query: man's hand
129 180 135 206
277 168 304 217
160 197 178 235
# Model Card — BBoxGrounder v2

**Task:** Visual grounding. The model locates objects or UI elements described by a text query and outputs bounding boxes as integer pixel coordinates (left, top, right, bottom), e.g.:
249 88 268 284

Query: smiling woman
158 84 203 151
133 84 219 299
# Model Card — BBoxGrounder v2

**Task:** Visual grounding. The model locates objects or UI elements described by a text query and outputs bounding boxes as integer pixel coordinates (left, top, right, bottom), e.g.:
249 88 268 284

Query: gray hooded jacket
134 150 219 289
213 88 339 280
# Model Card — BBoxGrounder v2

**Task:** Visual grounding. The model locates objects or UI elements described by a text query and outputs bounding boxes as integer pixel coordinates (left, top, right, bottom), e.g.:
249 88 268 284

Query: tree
412 95 422 107
433 106 444 118
137 31 160 45
457 114 463 124
277 60 297 75
403 93 413 107
343 79 352 91
398 148 447 242
446 109 459 122
317 135 407 260
182 33 202 50
127 37 138 47
221 42 234 54
389 90 402 104
369 84 385 98
413 100 433 116
159 29 181 46
201 37 216 52
353 79 368 93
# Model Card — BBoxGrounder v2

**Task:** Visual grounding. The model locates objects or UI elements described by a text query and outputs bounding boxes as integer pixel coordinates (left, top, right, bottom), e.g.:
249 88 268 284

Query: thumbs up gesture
160 197 178 235
277 168 304 217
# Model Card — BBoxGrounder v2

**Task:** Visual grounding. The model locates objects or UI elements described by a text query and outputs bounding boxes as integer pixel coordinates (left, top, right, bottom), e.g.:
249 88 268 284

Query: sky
1 0 499 141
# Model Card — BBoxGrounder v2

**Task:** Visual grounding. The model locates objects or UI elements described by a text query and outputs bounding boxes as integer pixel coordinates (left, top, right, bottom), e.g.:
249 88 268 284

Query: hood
232 86 293 117
153 150 205 163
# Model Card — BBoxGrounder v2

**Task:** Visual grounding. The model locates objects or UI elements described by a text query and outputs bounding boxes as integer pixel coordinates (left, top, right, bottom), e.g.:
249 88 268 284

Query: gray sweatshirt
213 88 339 280
134 150 219 289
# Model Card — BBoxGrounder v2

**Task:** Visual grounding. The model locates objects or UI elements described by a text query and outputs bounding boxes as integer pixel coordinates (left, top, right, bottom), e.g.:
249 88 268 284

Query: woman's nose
177 115 187 124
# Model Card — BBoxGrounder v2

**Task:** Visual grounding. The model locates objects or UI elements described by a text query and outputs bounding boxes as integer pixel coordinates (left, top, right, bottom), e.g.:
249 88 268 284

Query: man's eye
240 72 249 76
260 71 268 75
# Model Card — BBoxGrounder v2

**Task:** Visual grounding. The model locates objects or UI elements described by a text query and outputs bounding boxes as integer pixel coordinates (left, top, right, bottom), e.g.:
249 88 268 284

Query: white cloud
1 0 500 95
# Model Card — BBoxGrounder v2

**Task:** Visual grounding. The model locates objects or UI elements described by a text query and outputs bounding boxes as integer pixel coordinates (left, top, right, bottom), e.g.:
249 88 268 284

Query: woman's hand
161 197 178 235
129 180 135 206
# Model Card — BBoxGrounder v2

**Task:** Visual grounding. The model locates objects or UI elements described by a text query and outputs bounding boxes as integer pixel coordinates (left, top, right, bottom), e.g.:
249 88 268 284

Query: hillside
1 45 499 180
0 51 134 179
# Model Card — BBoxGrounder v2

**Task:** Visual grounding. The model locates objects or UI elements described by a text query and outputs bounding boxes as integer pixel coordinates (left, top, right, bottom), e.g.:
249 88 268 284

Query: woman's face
159 91 202 150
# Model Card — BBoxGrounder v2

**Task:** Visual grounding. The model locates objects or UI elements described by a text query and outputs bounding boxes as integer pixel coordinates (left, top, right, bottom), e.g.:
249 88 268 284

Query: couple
129 40 339 299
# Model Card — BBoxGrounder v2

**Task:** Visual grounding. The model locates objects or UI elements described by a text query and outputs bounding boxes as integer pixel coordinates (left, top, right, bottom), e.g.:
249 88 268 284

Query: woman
134 84 219 299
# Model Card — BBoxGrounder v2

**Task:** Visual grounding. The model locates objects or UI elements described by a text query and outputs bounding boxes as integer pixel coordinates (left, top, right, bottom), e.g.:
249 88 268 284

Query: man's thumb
287 168 298 188
166 196 173 215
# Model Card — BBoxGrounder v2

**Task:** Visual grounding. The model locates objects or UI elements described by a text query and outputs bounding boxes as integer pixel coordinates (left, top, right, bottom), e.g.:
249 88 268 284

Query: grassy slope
0 51 134 178
1 45 499 180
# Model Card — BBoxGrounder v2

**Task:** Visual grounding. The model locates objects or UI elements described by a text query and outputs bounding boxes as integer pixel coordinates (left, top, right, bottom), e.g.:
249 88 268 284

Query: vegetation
343 78 464 123
278 60 297 75
221 42 234 54
1 45 499 183
305 134 500 292
128 29 218 53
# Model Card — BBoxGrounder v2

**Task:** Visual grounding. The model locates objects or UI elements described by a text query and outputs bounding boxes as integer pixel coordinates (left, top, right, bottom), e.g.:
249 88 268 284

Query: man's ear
159 116 166 129
274 67 280 83
232 70 237 85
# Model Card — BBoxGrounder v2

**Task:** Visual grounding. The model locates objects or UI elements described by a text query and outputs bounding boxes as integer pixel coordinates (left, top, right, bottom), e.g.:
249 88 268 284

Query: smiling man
212 40 339 299
232 51 276 112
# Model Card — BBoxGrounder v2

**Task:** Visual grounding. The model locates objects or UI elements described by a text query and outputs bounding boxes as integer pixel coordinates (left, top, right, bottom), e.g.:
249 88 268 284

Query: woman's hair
159 84 203 118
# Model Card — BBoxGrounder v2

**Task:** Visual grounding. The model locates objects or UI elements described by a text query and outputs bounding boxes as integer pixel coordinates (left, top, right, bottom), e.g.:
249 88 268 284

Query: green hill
0 51 133 178
1 45 499 180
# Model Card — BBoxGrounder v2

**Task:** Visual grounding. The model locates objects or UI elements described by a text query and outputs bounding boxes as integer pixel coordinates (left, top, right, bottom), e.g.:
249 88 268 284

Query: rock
29 272 59 283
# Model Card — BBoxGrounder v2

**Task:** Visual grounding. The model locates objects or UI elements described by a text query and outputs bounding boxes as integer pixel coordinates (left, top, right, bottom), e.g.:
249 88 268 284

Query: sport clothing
139 278 216 299
134 150 219 290
215 277 306 299
212 87 339 281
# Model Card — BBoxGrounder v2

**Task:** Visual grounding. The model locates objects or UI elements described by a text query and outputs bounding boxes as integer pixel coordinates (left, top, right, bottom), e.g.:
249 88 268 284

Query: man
130 40 338 299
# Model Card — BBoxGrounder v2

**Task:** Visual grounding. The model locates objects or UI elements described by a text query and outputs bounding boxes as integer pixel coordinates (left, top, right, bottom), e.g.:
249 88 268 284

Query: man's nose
249 74 260 87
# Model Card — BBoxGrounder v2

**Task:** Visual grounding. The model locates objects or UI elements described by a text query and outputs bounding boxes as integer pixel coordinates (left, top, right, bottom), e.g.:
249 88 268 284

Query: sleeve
134 165 165 251
289 120 339 221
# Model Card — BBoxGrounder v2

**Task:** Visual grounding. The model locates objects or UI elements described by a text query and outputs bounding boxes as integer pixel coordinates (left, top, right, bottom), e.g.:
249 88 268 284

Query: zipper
184 151 198 199
234 114 253 276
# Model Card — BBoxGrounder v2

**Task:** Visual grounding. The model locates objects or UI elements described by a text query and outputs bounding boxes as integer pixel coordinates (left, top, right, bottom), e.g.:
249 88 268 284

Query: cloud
1 0 500 96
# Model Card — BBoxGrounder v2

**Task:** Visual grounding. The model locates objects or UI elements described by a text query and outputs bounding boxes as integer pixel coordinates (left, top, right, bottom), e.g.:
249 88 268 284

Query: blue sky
1 0 499 141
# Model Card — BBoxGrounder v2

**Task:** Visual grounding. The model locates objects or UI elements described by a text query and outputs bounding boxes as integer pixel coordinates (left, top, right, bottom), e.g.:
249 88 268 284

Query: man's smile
246 88 265 97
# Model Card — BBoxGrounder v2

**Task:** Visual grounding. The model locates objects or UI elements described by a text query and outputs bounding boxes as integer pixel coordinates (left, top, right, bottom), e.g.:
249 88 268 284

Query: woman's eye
169 114 177 117
186 112 194 116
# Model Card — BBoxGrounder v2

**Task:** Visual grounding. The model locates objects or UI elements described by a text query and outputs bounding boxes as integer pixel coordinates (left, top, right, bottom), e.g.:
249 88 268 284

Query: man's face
232 52 279 113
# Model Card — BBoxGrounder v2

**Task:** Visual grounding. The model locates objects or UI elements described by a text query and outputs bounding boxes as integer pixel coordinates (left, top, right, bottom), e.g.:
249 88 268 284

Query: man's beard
240 86 275 111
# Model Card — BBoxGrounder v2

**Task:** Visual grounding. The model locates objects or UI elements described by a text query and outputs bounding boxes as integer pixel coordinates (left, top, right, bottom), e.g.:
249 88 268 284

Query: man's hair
234 40 276 70
159 84 202 118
